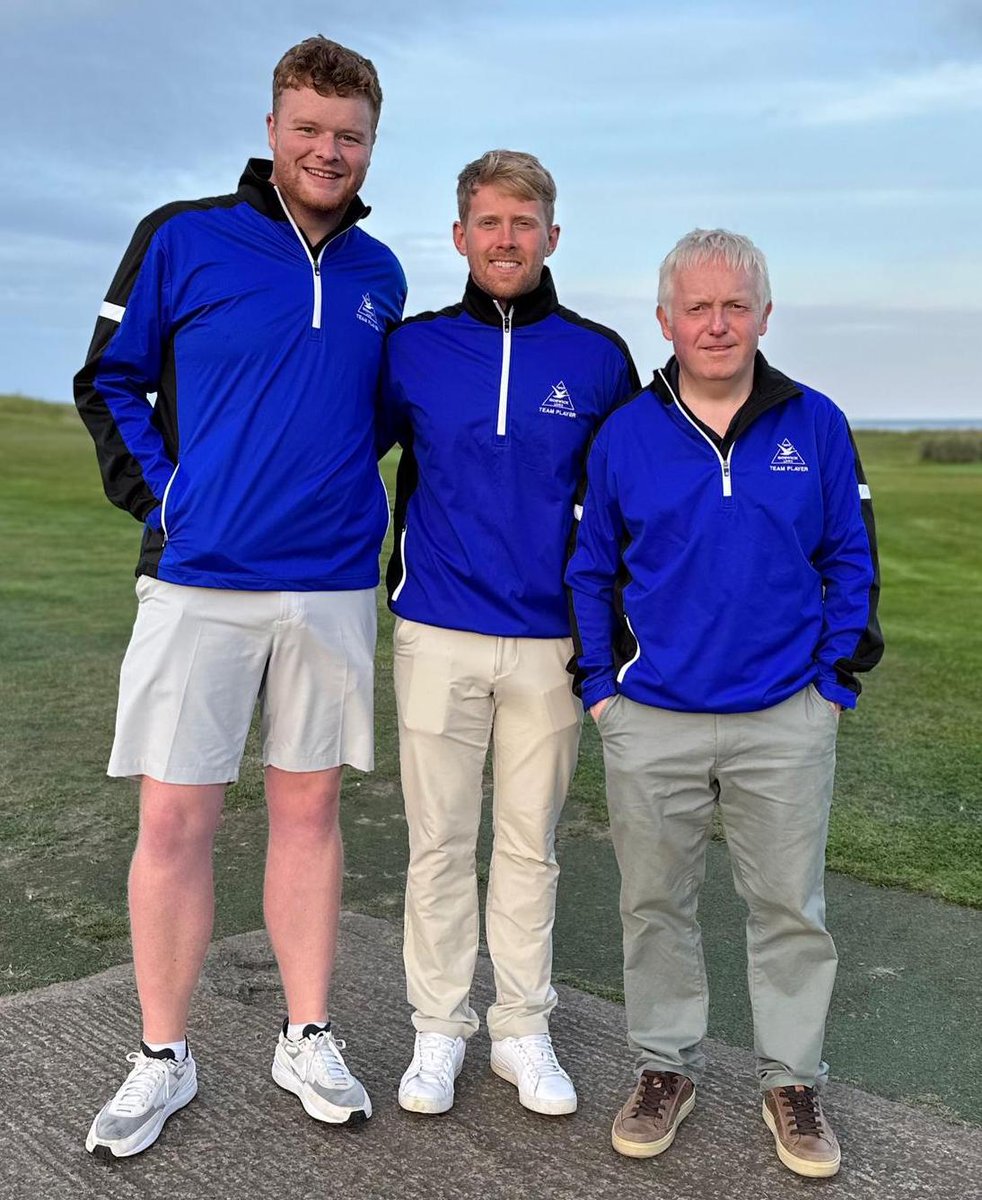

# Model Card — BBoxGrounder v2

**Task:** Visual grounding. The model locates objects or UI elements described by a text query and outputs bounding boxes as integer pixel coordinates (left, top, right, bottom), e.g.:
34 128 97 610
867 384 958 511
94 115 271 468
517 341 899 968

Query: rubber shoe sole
611 1088 695 1158
762 1099 841 1178
85 1075 198 1160
398 1091 453 1115
271 1059 372 1125
489 1057 577 1116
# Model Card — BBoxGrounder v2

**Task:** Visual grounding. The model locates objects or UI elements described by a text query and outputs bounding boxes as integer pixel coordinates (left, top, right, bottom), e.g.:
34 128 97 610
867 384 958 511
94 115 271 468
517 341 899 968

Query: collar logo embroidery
356 293 381 332
539 381 577 419
770 438 809 472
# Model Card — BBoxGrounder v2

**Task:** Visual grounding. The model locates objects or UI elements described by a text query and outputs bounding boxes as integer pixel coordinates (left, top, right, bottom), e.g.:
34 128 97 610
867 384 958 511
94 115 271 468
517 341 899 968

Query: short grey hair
658 228 771 315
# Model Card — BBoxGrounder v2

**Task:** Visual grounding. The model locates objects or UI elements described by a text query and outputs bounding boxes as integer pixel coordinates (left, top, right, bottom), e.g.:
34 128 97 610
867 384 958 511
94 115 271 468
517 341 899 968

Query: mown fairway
1 396 980 997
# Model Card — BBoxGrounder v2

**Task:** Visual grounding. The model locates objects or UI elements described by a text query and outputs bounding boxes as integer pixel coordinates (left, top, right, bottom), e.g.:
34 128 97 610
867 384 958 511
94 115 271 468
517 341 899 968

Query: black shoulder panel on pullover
388 303 467 339
73 191 248 525
554 306 641 391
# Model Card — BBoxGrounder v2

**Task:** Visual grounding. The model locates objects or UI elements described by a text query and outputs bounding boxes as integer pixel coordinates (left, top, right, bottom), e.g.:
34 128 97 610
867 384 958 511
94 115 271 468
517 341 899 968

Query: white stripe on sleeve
858 484 871 500
99 301 125 322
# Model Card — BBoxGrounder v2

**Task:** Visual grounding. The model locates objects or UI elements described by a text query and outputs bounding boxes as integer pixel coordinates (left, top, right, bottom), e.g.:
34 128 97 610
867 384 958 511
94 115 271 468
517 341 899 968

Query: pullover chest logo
539 381 577 419
770 438 809 472
356 292 381 332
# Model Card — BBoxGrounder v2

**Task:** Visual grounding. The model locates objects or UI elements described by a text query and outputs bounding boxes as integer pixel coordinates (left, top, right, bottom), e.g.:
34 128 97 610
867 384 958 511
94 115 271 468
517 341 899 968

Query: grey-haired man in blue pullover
567 229 882 1178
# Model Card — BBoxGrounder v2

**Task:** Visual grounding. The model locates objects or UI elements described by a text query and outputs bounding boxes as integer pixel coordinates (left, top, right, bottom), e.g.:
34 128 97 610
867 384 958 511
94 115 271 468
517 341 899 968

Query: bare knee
266 767 342 841
136 779 224 862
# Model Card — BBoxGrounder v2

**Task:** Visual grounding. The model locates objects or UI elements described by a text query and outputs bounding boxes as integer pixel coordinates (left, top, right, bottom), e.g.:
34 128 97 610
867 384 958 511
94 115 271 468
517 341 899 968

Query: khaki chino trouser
393 618 582 1041
599 685 839 1091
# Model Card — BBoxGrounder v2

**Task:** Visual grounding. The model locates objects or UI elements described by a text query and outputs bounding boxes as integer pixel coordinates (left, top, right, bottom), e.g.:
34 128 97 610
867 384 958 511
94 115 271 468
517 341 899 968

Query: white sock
142 1037 187 1060
287 1021 329 1041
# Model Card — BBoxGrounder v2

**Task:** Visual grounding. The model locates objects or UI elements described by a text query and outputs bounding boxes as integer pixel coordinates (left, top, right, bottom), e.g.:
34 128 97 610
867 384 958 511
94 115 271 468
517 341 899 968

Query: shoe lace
417 1034 459 1085
308 1030 352 1088
108 1052 172 1116
632 1071 681 1119
512 1034 566 1080
777 1085 824 1137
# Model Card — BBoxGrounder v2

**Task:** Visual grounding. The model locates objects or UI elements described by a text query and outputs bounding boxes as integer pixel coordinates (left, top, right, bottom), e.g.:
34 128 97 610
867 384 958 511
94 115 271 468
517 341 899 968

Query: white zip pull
495 304 513 437
311 254 323 329
721 454 733 498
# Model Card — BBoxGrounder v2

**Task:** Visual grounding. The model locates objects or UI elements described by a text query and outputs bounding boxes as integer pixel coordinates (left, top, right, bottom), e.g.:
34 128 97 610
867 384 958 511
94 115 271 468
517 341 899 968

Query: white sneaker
85 1046 197 1159
490 1033 577 1115
398 1032 466 1114
272 1024 372 1124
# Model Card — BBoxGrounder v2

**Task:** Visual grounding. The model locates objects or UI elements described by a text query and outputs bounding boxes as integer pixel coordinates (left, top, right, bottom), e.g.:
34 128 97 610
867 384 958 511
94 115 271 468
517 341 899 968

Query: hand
830 701 842 715
590 697 612 723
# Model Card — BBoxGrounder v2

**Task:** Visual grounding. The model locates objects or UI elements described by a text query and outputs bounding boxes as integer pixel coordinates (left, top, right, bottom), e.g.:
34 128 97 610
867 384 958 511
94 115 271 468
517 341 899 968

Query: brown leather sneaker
762 1085 841 1178
611 1070 696 1158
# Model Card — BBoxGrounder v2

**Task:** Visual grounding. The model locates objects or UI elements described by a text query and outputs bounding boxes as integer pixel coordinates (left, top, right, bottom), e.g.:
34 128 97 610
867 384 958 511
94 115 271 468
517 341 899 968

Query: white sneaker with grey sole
490 1033 577 1115
398 1032 466 1114
85 1047 197 1159
272 1025 371 1123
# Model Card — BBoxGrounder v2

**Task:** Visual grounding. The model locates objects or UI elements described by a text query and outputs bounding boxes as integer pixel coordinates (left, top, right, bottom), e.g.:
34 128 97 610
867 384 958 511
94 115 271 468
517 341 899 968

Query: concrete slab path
1 912 979 1200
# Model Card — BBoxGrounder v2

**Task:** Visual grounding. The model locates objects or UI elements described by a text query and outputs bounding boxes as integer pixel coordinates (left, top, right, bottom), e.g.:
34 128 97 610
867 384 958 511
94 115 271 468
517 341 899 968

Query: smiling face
657 259 771 392
266 86 375 243
452 184 559 305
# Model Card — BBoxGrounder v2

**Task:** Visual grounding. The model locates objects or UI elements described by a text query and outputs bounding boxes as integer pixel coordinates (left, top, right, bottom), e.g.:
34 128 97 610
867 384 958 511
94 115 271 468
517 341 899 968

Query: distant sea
852 419 982 431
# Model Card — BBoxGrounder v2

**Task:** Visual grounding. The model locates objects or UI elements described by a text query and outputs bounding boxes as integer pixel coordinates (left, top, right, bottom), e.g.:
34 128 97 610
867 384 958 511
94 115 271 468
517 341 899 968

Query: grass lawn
1 395 980 997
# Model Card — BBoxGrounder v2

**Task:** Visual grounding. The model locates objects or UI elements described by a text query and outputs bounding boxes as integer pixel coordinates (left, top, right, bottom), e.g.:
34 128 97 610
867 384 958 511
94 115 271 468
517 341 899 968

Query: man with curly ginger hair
76 36 406 1158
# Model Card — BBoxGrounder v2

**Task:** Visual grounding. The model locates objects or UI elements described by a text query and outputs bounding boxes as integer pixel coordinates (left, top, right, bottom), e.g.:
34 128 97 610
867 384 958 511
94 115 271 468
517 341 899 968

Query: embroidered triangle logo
539 381 577 418
770 438 808 470
356 292 381 331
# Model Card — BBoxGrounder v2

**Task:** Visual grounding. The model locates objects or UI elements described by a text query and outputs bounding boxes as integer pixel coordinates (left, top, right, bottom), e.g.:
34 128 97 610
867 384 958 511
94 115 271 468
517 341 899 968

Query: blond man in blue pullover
381 151 638 1119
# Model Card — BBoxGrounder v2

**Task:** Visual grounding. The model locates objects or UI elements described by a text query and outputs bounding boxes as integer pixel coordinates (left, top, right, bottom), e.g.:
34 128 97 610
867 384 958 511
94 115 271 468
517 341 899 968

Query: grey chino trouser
599 684 839 1091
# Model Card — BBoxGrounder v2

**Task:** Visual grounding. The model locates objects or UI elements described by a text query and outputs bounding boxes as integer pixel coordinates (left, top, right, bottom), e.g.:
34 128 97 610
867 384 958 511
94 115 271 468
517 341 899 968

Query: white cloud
791 59 982 125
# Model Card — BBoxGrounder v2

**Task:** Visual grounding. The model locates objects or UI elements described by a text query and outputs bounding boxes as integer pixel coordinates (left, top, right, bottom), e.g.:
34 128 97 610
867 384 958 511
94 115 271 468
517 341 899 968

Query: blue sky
2 0 981 419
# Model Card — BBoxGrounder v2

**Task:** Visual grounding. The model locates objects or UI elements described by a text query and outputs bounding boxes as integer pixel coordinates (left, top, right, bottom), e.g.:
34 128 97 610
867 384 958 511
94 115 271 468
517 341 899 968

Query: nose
708 305 728 334
313 134 341 161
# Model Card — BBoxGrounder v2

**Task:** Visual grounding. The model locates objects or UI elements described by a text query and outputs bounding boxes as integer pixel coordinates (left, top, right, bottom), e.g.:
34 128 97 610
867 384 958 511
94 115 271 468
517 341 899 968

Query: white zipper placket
657 369 734 498
391 526 410 602
274 187 332 329
616 614 642 684
159 463 181 543
494 301 513 437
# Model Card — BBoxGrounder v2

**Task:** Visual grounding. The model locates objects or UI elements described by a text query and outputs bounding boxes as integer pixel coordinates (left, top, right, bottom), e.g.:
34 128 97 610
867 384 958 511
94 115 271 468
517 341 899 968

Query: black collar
236 158 371 255
650 352 802 453
461 266 559 328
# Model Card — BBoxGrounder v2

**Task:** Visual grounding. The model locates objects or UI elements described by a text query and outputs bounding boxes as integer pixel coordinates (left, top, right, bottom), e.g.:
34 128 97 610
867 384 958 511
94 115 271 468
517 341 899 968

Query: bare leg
264 765 343 1024
129 776 226 1043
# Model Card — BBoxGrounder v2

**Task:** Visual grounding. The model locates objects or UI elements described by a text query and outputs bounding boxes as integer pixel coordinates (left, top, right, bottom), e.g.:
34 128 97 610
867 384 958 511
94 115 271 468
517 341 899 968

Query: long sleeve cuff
580 677 618 710
814 671 858 710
